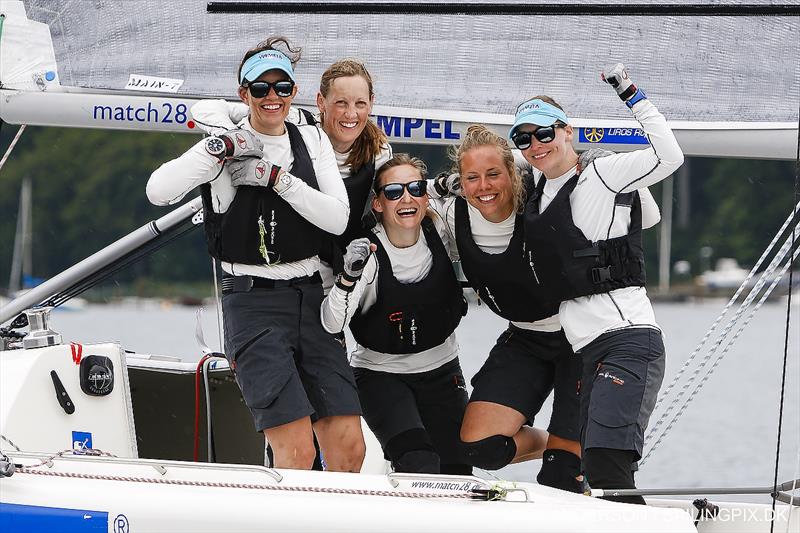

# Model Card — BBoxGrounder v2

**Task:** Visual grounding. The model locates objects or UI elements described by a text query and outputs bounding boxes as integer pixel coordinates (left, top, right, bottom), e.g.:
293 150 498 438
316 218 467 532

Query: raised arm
592 64 684 193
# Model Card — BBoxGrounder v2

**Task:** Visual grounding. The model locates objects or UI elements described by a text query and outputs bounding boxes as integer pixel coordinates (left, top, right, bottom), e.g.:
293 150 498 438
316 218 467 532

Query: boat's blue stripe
0 503 108 532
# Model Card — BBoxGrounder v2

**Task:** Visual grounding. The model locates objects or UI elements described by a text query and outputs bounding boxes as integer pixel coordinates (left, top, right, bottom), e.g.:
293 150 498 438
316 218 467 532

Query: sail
0 0 798 157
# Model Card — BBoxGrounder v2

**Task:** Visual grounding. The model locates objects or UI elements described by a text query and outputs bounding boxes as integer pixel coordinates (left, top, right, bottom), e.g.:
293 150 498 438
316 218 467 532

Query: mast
8 177 32 294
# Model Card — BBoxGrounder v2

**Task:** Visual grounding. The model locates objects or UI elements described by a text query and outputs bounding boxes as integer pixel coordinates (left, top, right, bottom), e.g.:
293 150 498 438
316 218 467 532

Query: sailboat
1 0 798 531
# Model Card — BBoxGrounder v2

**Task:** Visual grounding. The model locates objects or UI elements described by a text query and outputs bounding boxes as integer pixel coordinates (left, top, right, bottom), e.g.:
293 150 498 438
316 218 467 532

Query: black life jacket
454 197 558 322
201 122 323 265
350 217 467 354
523 173 646 302
318 159 377 274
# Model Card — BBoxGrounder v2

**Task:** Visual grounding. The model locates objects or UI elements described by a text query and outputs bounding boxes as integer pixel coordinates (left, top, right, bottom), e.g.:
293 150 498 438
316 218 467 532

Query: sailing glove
602 63 647 108
228 157 283 188
220 128 263 159
578 148 614 172
342 237 374 281
433 172 462 197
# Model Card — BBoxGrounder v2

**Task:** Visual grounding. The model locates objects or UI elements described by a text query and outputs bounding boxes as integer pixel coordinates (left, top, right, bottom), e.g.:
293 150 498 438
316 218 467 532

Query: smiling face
459 145 516 223
518 123 576 178
239 69 298 136
372 164 428 234
317 75 373 153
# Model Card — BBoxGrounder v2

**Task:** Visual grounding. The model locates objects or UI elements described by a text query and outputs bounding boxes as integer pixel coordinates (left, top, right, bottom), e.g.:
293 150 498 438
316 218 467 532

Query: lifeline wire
771 99 800 533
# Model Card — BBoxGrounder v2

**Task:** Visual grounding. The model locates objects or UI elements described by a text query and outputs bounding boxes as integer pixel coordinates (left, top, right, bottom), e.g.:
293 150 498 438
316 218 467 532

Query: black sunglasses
245 80 295 98
511 123 565 150
378 180 427 201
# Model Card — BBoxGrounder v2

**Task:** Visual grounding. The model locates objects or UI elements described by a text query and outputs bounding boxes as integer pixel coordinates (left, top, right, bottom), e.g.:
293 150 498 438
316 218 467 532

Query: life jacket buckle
591 266 612 284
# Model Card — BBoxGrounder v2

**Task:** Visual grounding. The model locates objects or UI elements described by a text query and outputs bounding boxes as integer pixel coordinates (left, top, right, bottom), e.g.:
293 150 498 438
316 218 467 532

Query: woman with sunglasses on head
192 59 392 290
320 154 471 475
516 64 683 503
147 37 366 472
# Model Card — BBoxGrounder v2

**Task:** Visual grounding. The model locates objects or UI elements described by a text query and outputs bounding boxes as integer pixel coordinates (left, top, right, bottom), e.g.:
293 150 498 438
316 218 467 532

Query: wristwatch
273 169 293 192
204 135 233 161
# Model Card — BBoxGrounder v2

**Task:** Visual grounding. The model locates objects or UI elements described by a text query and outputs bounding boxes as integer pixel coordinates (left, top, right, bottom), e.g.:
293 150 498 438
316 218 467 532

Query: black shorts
469 326 580 441
222 274 361 432
353 358 469 470
578 327 666 458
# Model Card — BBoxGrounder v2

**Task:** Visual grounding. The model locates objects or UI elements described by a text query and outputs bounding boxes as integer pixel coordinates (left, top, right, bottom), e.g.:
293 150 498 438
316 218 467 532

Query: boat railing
3 449 283 482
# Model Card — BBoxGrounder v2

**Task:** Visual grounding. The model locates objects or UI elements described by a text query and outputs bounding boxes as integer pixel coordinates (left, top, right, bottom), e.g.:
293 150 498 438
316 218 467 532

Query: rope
771 98 800 533
647 200 800 436
0 124 26 173
642 210 800 460
0 434 22 452
641 245 799 465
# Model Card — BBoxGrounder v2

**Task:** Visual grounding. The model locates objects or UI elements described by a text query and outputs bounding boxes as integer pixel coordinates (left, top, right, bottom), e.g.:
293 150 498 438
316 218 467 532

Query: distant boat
699 258 751 290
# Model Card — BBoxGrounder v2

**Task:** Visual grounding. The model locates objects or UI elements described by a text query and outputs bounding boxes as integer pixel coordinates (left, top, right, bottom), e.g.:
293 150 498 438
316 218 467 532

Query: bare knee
314 416 365 472
267 436 316 470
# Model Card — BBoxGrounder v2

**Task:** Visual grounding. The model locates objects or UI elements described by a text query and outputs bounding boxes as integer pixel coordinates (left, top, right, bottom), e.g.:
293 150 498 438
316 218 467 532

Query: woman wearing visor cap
321 154 471 475
192 59 393 292
430 113 662 494
515 64 684 503
147 36 365 472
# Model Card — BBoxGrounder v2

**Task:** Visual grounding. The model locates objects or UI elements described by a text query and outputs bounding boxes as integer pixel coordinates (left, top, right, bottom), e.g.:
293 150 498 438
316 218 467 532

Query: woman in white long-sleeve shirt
428 126 661 492
147 37 365 472
321 154 471 475
190 59 393 291
518 64 684 503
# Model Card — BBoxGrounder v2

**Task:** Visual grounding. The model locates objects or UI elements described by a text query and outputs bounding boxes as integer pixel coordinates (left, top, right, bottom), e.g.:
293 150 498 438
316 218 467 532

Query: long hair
237 36 302 84
319 59 387 172
449 124 526 214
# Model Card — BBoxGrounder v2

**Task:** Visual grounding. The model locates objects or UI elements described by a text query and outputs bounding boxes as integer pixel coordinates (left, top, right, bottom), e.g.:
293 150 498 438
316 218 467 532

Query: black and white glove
601 63 646 108
206 128 263 161
342 238 374 282
228 157 283 188
578 148 614 172
433 172 462 197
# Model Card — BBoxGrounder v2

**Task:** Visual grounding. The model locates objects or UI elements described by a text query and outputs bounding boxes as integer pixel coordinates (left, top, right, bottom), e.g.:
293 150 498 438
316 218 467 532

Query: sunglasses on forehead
245 80 295 98
378 180 427 201
511 123 565 150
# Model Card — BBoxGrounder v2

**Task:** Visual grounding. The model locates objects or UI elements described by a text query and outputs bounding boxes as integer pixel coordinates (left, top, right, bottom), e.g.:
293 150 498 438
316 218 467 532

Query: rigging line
206 2 800 16
643 223 800 458
645 214 794 440
0 124 26 173
642 243 800 466
651 200 800 416
646 220 800 438
771 99 800 533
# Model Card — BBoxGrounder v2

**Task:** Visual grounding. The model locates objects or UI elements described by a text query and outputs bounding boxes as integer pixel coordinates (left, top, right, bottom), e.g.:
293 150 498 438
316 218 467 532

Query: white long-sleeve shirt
321 218 459 374
190 99 392 288
146 116 348 280
537 98 684 350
